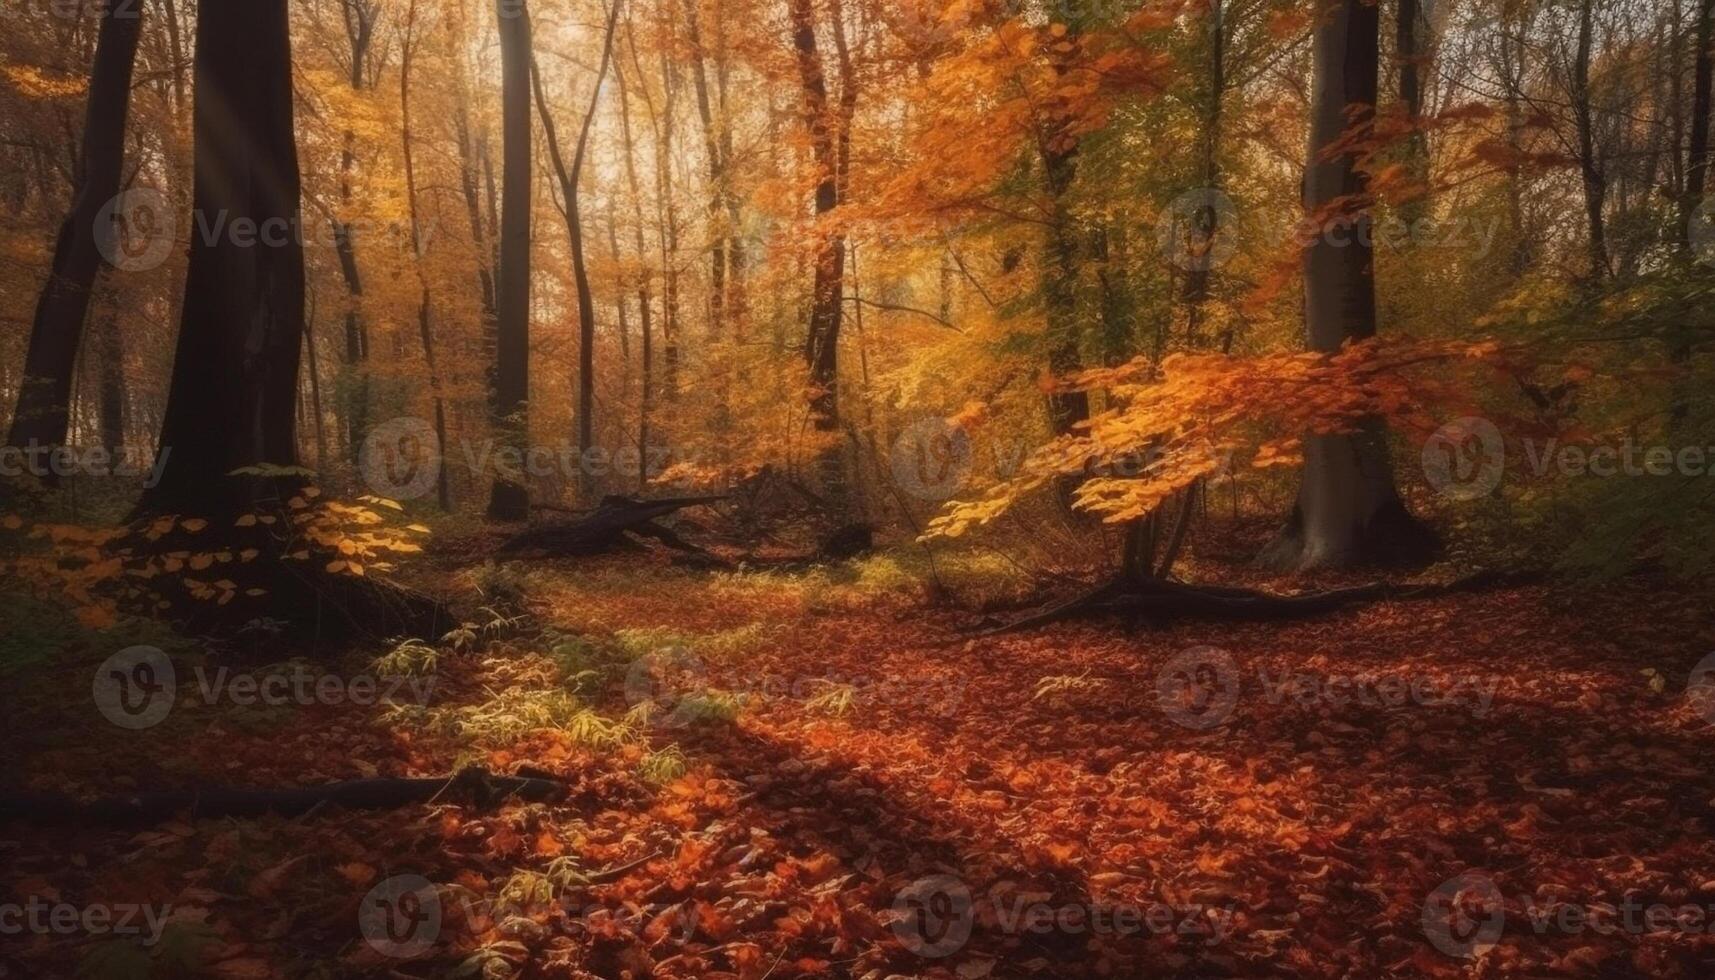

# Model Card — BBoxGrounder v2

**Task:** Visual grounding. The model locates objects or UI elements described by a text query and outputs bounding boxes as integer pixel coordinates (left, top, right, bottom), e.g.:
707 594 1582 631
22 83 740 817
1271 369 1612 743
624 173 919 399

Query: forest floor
5 540 1715 979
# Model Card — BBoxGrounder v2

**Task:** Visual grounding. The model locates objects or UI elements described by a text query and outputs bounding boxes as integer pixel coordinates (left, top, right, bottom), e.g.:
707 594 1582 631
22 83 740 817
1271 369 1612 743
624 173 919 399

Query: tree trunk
789 0 845 432
1258 0 1435 572
1572 0 1608 281
487 0 534 522
139 0 306 517
1683 0 1713 252
1039 21 1090 437
333 2 380 463
400 0 452 511
615 48 657 488
533 0 624 500
6 0 144 464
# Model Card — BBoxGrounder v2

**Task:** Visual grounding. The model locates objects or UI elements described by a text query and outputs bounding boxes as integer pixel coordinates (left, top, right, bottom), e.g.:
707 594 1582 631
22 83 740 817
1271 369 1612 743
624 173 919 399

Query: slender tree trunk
94 284 124 461
140 0 307 517
615 45 656 488
1683 0 1714 251
1182 0 1224 341
683 0 729 340
7 0 144 463
645 21 684 400
455 96 499 362
488 0 534 522
1039 21 1090 437
333 1 380 463
400 0 451 511
1258 0 1434 572
1572 0 1608 281
533 0 624 499
789 0 845 432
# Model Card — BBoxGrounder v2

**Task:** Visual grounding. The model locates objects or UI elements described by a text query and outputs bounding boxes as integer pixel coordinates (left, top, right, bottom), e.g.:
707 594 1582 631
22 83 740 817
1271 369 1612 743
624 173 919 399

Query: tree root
979 569 1542 636
0 767 567 828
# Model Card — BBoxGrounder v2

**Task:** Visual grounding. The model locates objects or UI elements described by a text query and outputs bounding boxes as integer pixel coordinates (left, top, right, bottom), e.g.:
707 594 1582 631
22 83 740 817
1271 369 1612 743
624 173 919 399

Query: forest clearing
4 0 1715 976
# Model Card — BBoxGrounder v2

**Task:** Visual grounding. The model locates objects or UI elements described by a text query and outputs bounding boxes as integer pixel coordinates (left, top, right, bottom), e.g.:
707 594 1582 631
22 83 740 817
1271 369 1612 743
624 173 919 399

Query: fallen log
981 569 1543 635
497 495 726 559
0 767 566 828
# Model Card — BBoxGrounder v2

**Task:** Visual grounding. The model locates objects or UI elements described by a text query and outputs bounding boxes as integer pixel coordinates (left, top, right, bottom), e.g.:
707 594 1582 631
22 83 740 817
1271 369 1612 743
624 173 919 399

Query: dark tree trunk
334 0 380 462
6 0 144 463
533 0 623 500
140 0 306 517
1258 0 1435 572
400 0 452 511
1572 0 1608 281
790 0 845 432
488 0 534 522
95 288 125 460
1683 0 1714 251
1039 21 1090 437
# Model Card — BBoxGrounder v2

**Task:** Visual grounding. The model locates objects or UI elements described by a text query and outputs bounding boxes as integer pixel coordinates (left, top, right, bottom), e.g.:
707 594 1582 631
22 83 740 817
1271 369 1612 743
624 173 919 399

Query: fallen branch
980 570 1542 636
0 767 567 828
498 495 726 559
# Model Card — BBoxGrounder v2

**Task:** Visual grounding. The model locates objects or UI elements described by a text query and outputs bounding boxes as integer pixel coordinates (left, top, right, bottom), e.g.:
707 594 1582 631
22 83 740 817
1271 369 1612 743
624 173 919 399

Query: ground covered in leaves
5 545 1715 979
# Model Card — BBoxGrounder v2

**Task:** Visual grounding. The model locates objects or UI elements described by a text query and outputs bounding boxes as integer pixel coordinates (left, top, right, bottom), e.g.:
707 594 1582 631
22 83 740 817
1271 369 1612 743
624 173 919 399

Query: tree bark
1572 0 1608 281
789 0 846 432
6 0 144 464
333 0 381 461
139 0 306 517
1258 0 1435 572
488 0 535 522
1683 0 1713 252
400 0 452 511
533 0 624 500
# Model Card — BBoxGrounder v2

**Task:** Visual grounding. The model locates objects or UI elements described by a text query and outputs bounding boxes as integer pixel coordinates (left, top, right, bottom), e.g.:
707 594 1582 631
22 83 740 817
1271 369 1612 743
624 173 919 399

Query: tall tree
400 0 452 511
534 0 625 499
141 0 307 517
6 0 145 464
789 0 845 431
1683 0 1714 252
488 0 535 522
331 0 383 460
1258 0 1435 571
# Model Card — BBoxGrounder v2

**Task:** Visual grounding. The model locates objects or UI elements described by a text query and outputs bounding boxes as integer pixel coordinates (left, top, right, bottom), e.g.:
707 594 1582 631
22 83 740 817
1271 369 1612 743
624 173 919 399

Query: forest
2 0 1715 975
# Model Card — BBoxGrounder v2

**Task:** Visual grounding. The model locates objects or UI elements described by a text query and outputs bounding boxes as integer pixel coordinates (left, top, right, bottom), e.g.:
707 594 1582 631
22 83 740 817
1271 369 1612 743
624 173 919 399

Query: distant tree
6 0 145 465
